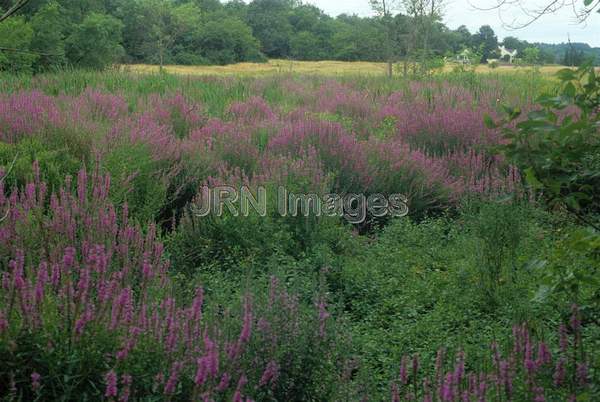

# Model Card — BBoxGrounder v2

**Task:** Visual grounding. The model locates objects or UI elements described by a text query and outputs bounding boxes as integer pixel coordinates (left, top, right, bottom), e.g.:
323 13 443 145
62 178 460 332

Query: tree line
0 0 597 72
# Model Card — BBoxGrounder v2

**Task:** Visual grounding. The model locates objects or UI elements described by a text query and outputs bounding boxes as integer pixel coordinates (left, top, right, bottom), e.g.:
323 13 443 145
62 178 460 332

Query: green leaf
524 168 543 189
533 285 551 303
483 114 497 129
556 68 576 82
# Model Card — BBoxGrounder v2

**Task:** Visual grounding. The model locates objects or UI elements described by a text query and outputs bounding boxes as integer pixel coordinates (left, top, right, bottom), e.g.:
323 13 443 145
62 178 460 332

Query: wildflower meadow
0 68 598 401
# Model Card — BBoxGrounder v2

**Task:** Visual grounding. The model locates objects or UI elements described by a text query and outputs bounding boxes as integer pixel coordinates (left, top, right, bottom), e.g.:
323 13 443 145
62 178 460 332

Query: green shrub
65 13 124 70
102 143 169 224
0 17 37 73
0 138 81 192
466 200 527 302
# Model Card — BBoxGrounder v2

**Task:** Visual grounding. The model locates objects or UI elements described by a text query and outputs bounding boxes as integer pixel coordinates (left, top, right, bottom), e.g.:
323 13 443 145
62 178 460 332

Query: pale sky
304 0 600 46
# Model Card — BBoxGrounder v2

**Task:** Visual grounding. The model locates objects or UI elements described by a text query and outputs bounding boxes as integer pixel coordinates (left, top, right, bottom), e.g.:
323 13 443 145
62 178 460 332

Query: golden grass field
124 59 571 77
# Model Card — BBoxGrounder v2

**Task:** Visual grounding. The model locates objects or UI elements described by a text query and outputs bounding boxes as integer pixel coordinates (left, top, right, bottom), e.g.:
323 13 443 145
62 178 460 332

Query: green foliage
199 17 266 65
534 227 600 314
167 186 290 276
0 138 81 192
246 0 294 58
30 1 66 72
493 65 600 217
330 18 386 62
522 46 540 65
2 0 595 72
339 212 556 397
492 64 600 315
0 16 37 73
471 25 498 62
102 143 169 224
0 329 115 401
65 12 124 70
563 44 588 67
290 31 323 61
466 201 528 303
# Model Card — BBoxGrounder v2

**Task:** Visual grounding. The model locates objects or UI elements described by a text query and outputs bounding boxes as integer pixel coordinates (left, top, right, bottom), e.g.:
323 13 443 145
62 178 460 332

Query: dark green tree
30 1 66 71
472 25 498 62
246 0 293 58
65 12 124 69
0 15 37 72
199 16 265 65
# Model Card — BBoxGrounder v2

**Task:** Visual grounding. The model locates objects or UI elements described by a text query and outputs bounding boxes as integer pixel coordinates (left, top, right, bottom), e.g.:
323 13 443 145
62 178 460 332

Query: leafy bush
102 143 170 224
490 65 600 312
65 13 125 70
0 138 81 193
0 17 37 73
467 201 527 302
198 18 266 65
491 65 600 218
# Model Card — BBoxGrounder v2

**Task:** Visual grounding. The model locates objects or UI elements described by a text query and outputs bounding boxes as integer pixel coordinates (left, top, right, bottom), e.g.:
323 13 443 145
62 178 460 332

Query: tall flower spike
105 370 118 398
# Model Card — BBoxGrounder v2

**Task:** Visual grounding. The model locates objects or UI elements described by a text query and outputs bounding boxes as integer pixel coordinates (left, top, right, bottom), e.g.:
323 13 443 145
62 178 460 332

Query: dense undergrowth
0 69 598 401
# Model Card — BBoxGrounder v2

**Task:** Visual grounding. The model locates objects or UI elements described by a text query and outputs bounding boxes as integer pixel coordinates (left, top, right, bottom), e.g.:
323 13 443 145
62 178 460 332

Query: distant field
124 59 571 76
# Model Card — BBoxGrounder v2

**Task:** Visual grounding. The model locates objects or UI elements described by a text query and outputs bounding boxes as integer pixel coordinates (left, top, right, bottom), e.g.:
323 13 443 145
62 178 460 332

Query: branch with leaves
468 0 600 29
0 0 30 23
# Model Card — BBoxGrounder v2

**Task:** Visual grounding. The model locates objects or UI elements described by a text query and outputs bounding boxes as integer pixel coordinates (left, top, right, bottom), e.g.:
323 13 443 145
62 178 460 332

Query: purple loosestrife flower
435 348 446 397
441 372 454 401
553 357 566 387
525 355 537 385
499 360 513 399
31 372 41 391
570 304 581 333
204 334 219 378
0 310 7 334
189 288 204 343
536 342 552 367
533 386 546 402
454 350 465 386
216 373 230 392
468 373 477 396
412 354 420 379
259 361 279 387
317 298 330 339
576 362 589 387
400 355 409 385
391 382 400 402
423 377 432 402
194 357 208 387
164 361 183 395
119 374 132 402
239 296 253 344
476 374 487 402
105 370 118 398
559 324 569 354
228 96 276 125
232 375 248 402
